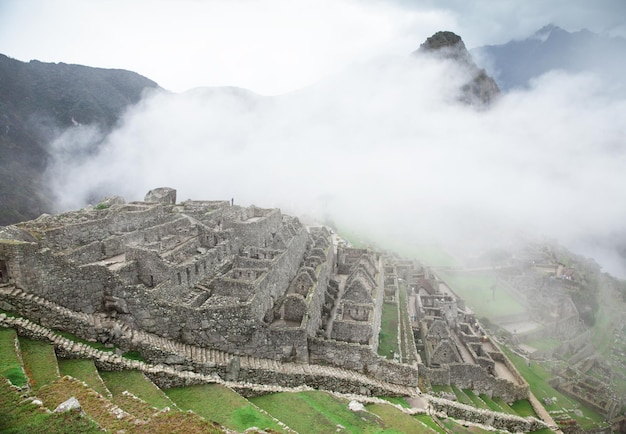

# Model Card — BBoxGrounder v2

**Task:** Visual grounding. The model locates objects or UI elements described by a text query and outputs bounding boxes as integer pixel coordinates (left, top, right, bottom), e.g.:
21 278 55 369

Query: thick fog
45 53 626 275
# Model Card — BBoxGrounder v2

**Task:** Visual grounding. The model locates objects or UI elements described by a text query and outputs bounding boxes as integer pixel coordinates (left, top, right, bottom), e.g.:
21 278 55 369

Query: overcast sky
1 0 625 94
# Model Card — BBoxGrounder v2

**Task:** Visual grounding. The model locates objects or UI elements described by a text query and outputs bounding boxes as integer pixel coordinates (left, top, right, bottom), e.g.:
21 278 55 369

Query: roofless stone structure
0 188 416 388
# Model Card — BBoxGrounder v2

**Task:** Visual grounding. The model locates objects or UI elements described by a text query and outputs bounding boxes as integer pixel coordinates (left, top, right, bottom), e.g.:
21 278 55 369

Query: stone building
0 188 418 389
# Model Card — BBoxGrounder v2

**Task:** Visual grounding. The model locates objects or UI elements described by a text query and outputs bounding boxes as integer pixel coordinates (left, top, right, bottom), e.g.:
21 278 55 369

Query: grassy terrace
100 369 175 410
19 337 60 390
377 301 399 359
0 377 101 433
0 328 28 387
437 271 526 320
166 383 284 433
58 358 110 397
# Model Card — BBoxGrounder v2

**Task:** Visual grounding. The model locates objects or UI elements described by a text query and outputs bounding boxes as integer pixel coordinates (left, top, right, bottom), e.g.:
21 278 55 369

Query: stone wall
429 396 547 432
308 337 418 387
419 359 528 402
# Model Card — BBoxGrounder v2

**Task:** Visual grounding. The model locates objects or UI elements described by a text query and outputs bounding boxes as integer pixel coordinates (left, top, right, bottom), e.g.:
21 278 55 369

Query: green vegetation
378 302 399 359
58 358 110 396
0 377 101 433
18 337 60 390
450 385 473 406
0 328 28 387
366 402 435 432
414 413 446 433
438 271 526 319
509 399 537 417
100 369 174 410
122 350 145 361
94 202 110 210
166 383 283 432
252 390 391 433
379 396 410 408
54 329 115 352
479 393 506 413
462 389 490 410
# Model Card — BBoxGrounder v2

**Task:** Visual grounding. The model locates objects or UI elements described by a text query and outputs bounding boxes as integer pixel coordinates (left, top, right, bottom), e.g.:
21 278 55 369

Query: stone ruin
0 188 414 388
0 188 559 431
0 192 556 406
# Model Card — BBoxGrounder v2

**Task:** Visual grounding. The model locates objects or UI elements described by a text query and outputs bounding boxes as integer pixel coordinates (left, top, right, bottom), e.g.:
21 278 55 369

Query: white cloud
45 53 626 276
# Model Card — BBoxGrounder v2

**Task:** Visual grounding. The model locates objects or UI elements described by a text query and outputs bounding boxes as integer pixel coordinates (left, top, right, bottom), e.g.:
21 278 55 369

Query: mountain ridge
0 54 160 224
474 24 626 91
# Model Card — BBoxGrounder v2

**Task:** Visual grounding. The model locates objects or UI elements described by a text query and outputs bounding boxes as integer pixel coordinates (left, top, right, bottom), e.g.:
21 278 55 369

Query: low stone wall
308 337 418 386
0 312 413 398
419 359 528 402
429 396 547 432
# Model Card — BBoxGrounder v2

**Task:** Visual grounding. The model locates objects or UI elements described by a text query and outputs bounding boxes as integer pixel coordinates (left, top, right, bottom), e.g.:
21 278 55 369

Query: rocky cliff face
416 31 501 107
0 54 159 225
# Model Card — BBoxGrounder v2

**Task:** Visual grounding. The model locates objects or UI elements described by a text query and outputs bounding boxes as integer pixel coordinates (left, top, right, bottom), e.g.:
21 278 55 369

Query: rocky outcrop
416 31 501 107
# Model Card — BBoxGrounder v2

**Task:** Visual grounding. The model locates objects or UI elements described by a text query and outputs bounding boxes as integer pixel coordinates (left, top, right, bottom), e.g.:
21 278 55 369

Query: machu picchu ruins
0 187 567 432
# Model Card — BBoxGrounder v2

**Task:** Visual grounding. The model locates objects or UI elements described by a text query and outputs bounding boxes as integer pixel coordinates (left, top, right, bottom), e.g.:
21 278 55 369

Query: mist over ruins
1 185 624 433
1 21 626 432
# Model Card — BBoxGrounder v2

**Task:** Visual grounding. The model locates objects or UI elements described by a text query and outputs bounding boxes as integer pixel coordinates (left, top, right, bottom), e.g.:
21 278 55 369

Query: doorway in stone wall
0 260 8 283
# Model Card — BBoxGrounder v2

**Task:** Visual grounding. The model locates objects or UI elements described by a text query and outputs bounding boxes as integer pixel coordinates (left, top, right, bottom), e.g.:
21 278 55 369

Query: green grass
58 358 110 396
18 337 60 390
54 329 115 352
491 397 516 414
451 385 473 406
462 389 490 410
166 383 284 432
431 384 454 394
367 402 436 433
438 271 526 319
121 350 145 361
0 328 28 387
0 377 101 433
99 369 174 410
378 302 399 359
379 396 410 408
509 399 537 417
478 394 507 413
415 413 446 433
251 390 391 433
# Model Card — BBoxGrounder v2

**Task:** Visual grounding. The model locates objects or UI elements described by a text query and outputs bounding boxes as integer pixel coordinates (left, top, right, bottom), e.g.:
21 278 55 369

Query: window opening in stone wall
186 268 191 283
0 260 8 283
150 275 154 287
177 272 181 285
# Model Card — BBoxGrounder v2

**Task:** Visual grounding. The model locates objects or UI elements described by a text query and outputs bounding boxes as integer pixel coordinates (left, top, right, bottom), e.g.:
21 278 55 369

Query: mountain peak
417 31 472 63
415 31 500 107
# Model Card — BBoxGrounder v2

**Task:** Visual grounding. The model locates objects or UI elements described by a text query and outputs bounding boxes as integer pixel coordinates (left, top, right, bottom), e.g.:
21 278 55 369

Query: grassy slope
251 390 426 434
18 337 60 390
58 358 110 397
0 377 101 433
378 302 399 359
0 328 28 387
100 369 175 410
165 383 284 432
